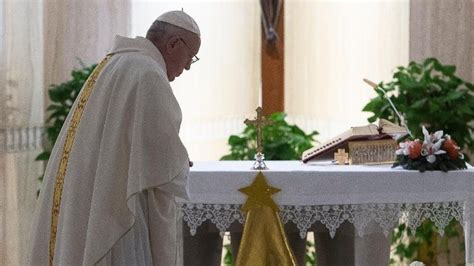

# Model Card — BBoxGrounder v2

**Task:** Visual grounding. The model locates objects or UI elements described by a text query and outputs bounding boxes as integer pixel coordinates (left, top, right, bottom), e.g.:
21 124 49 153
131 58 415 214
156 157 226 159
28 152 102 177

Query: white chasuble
28 36 190 266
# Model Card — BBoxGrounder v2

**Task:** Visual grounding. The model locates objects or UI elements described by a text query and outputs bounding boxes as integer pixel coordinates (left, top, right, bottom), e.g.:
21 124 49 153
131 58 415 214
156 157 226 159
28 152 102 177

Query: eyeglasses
179 38 200 64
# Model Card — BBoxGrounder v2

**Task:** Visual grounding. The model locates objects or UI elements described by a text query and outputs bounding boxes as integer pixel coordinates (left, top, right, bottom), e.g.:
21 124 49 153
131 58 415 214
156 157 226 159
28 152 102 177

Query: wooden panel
261 2 284 116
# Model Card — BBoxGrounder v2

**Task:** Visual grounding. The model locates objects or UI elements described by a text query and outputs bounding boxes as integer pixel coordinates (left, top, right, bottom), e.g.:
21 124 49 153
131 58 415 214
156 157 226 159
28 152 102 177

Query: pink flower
442 135 460 160
408 141 422 159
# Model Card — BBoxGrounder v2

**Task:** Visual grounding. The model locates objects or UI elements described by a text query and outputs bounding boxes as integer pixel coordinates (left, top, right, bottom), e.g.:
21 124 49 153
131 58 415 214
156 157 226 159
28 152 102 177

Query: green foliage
223 240 318 265
221 112 318 160
221 112 318 265
36 64 97 183
363 58 470 263
223 244 233 265
305 240 317 265
362 58 474 159
391 220 463 265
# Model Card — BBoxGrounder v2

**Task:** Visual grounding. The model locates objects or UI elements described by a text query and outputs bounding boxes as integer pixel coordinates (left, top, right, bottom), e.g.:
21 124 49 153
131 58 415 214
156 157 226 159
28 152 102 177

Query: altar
179 161 474 262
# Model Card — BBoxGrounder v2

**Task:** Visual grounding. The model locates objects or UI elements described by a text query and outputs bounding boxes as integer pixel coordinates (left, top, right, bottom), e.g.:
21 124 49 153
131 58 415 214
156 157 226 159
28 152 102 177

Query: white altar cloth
180 161 474 262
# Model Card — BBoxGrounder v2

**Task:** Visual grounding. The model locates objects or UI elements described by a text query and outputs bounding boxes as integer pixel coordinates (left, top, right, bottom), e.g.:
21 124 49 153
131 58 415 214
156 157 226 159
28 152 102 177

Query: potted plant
363 58 474 160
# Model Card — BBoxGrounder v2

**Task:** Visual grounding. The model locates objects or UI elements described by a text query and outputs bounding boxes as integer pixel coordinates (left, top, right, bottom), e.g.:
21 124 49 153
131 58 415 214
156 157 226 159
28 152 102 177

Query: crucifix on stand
244 107 275 170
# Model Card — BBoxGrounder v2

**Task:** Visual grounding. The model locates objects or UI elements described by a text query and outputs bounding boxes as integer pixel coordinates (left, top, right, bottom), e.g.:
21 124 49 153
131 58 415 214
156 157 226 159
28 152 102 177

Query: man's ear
166 36 180 54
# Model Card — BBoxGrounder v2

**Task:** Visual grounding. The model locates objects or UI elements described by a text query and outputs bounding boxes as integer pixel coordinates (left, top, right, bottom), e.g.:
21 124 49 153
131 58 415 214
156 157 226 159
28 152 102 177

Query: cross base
252 152 268 170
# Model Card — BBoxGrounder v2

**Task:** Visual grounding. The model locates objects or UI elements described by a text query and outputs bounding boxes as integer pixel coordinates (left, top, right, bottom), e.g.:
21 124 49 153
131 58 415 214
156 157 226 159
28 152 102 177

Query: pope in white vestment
28 11 201 265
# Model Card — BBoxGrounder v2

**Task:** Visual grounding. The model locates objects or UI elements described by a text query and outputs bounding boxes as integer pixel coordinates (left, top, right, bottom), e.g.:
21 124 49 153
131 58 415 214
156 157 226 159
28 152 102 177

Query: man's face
164 34 201 82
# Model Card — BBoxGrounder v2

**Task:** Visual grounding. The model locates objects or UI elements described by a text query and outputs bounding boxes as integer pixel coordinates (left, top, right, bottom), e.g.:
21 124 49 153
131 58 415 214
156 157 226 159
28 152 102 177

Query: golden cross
334 149 348 165
244 107 275 154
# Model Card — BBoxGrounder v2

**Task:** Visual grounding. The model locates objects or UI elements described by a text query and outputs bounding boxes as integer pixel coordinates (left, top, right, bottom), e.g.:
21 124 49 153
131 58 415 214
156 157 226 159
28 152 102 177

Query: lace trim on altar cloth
180 201 464 239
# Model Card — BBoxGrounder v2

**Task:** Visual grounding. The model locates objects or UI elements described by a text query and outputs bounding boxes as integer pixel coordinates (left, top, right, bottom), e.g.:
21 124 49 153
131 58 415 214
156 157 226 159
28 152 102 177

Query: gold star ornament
239 172 281 212
235 172 297 266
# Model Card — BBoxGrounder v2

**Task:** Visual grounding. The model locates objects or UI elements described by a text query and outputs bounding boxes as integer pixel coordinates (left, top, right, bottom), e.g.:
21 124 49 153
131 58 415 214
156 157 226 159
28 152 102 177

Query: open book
302 119 407 163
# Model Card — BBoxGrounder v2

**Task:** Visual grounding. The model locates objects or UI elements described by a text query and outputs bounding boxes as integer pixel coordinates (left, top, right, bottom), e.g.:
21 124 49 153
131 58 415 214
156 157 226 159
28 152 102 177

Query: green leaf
269 112 286 121
398 74 419 89
35 151 50 161
220 154 236 160
48 89 61 102
466 82 474 91
442 65 456 76
362 97 383 112
223 246 233 265
228 135 245 146
367 115 378 123
411 98 427 109
46 104 64 111
445 90 465 101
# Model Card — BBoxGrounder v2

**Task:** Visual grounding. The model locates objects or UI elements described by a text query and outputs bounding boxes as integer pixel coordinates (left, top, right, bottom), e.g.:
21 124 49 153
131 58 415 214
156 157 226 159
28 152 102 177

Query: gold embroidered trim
48 54 113 265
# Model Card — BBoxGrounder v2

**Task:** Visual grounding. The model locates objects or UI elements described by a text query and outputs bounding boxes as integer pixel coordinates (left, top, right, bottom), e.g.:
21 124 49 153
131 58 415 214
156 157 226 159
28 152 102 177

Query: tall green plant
363 58 472 264
36 64 97 180
221 112 318 265
363 58 474 157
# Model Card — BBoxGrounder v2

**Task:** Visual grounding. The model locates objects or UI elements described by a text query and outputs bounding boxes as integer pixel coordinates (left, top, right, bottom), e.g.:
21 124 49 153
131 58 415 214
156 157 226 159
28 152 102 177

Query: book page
378 119 407 137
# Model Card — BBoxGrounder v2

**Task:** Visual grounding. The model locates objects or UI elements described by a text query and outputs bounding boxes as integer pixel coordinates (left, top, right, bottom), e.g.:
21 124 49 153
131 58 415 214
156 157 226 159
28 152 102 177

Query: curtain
285 0 409 142
131 0 261 161
43 0 130 107
0 0 44 265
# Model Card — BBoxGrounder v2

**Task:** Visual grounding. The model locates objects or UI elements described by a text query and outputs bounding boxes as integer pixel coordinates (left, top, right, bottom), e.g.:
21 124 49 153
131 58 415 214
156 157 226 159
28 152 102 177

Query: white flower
422 126 443 143
396 141 411 156
421 126 446 164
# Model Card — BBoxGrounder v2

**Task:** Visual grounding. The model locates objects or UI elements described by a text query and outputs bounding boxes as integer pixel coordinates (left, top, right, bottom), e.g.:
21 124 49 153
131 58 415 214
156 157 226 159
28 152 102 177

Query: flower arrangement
393 126 467 172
